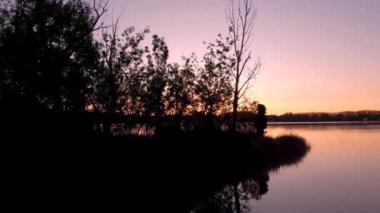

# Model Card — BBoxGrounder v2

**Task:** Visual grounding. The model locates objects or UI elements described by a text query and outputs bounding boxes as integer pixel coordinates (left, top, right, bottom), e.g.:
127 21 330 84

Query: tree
162 56 197 131
165 55 197 116
195 34 233 130
0 1 10 99
143 34 169 117
226 0 261 132
254 104 267 136
0 0 107 112
94 23 149 115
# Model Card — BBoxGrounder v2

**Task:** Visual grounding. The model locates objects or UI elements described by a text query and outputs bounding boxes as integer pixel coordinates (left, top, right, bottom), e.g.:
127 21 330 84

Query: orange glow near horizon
108 0 380 115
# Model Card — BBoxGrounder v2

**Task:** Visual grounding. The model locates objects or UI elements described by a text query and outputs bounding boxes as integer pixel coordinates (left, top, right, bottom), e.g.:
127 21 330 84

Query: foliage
0 0 103 112
0 0 268 135
94 24 149 114
195 34 234 116
165 55 197 116
142 34 169 116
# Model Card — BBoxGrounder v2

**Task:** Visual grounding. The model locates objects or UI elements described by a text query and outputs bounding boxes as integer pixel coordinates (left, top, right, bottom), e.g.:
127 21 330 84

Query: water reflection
192 146 308 213
192 124 380 213
254 124 380 213
192 172 269 213
96 134 310 212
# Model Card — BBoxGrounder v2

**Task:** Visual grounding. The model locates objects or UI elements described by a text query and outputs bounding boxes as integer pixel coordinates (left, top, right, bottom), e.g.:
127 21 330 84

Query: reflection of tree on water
192 134 311 213
193 172 269 213
92 134 310 212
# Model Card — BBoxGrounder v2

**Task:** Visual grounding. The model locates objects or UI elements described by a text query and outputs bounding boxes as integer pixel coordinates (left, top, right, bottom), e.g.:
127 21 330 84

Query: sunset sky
107 0 380 115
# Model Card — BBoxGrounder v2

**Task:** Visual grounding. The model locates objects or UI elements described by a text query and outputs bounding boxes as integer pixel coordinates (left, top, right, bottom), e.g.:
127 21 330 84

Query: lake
248 124 380 213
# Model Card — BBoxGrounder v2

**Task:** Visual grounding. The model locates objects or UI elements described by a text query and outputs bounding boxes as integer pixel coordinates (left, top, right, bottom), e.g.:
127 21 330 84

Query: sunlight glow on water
251 125 380 213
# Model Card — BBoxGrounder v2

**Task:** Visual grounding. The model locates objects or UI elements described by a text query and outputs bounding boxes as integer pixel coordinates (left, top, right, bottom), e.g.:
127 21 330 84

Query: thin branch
238 52 251 77
91 0 109 32
238 59 261 95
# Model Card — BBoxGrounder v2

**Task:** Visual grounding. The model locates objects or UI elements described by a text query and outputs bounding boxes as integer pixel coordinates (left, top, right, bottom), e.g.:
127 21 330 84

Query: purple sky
106 0 380 115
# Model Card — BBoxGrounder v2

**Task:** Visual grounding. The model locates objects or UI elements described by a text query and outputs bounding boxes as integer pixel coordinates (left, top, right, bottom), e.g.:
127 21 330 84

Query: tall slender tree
226 0 261 132
143 35 169 117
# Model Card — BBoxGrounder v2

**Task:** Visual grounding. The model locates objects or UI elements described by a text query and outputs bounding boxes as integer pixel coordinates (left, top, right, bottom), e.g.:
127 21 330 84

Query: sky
106 0 380 115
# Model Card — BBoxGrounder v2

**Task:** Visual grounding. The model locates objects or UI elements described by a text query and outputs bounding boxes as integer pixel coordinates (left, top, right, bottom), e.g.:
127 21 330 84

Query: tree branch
238 59 261 96
91 0 109 32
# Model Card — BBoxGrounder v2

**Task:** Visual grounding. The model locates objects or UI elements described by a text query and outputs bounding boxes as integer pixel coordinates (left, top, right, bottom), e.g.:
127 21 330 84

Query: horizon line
268 109 380 116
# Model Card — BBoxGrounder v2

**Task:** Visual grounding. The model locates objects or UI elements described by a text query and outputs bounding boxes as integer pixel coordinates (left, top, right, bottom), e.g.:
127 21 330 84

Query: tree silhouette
143 35 169 117
195 34 233 117
193 172 270 213
1 0 268 135
0 0 106 112
165 55 197 116
94 23 149 115
226 0 261 132
254 104 267 136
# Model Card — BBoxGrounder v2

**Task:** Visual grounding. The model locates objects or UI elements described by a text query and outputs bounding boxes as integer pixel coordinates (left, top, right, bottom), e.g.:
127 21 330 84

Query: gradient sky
106 0 380 115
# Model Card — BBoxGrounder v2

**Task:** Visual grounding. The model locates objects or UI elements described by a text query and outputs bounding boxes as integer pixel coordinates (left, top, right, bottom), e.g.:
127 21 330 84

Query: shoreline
268 121 380 126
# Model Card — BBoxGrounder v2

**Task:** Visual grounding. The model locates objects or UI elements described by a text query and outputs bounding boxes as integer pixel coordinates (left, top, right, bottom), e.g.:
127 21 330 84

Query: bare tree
226 0 261 132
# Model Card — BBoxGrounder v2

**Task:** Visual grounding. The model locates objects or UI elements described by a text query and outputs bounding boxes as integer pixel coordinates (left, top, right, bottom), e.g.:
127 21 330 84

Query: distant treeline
266 111 380 122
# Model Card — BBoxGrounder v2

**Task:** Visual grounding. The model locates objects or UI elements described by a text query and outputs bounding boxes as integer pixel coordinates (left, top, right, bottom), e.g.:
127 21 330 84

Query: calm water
249 124 380 213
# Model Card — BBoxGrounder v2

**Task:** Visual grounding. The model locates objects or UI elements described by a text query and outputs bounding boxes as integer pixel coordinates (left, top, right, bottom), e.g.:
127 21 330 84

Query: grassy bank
92 132 310 211
2 106 309 211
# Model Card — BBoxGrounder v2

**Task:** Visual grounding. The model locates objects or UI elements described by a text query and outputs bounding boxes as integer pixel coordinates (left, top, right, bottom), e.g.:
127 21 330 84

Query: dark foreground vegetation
1 1 310 212
2 103 309 212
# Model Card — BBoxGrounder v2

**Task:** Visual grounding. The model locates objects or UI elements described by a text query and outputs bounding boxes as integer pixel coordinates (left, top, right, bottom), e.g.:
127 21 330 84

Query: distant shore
268 121 380 126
